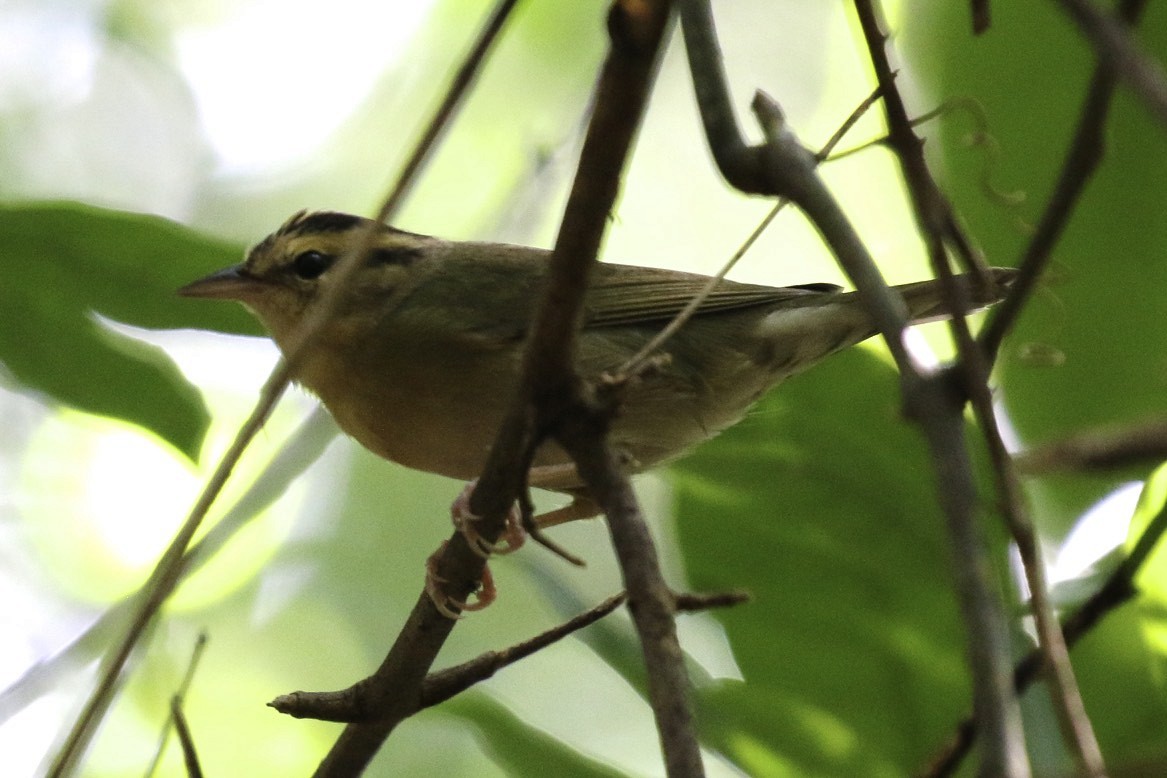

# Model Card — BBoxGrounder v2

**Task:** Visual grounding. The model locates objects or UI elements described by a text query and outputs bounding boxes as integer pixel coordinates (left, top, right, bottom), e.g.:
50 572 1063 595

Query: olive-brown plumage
181 211 1015 496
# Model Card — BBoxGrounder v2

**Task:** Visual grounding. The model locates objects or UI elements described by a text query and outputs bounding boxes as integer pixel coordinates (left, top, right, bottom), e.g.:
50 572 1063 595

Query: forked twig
922 497 1167 776
611 86 884 384
306 2 691 775
145 632 209 777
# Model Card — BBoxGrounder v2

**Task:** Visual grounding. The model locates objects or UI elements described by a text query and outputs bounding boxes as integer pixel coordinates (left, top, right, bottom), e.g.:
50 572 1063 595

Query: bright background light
175 0 429 174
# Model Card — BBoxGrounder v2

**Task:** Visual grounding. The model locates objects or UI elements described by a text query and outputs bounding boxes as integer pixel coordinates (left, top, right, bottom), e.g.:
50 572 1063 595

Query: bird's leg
522 495 597 568
451 476 602 558
529 495 601 529
429 478 602 616
424 482 519 618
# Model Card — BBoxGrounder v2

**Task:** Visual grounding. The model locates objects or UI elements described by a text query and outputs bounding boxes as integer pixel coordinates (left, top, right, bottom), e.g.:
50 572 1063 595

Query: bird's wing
585 263 841 328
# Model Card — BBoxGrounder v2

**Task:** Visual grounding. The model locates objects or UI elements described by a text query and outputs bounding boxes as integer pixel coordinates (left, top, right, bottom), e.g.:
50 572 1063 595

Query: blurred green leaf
443 693 626 778
0 201 259 459
671 348 982 776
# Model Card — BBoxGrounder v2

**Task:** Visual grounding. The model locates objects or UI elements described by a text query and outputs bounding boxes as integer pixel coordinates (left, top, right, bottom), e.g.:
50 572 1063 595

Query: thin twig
611 86 884 383
921 497 1167 777
982 0 1150 362
49 384 283 778
918 2 1153 774
169 698 203 778
420 593 628 709
275 587 749 723
307 2 689 775
273 594 629 722
1015 417 1167 474
1055 0 1167 127
47 3 520 777
145 633 209 777
378 0 524 219
919 1 1157 774
827 97 1025 214
0 409 334 730
971 0 991 34
521 3 701 773
674 589 751 611
679 0 1033 774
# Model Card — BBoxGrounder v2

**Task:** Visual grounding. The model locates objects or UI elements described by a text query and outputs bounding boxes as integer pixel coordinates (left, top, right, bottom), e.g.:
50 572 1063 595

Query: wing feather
585 263 841 327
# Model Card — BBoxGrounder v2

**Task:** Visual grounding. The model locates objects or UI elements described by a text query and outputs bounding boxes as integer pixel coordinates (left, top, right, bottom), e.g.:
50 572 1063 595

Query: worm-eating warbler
181 210 1014 519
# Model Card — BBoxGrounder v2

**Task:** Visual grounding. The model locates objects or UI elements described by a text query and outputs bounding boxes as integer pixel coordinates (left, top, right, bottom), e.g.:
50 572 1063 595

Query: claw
425 542 498 619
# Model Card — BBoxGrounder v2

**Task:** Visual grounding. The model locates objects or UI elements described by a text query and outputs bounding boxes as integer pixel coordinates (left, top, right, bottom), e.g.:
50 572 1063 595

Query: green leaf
442 693 626 778
670 348 980 776
0 201 259 459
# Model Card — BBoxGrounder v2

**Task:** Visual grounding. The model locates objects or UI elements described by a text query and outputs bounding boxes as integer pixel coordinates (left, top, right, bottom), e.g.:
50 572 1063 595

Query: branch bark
1055 0 1167 127
852 2 1104 774
922 496 1167 777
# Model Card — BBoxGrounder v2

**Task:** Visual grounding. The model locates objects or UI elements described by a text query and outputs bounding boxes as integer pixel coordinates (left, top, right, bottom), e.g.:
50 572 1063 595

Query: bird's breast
295 331 531 481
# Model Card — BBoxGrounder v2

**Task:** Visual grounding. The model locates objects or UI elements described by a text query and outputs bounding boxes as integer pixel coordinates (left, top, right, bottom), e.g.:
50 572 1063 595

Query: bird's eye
292 250 332 280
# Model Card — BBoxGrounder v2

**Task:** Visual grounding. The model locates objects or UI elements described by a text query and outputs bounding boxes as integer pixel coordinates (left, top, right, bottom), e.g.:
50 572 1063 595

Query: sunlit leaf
671 348 983 775
0 201 257 459
443 693 626 778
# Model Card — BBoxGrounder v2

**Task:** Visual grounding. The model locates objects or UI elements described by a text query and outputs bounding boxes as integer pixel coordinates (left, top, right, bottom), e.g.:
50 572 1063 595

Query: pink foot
451 480 526 558
425 541 498 619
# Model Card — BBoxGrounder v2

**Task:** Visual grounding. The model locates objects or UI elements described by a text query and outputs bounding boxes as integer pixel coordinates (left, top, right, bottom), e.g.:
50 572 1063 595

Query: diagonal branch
1055 0 1167 127
273 589 748 723
272 594 629 723
920 1 1152 773
46 3 523 777
678 1 1036 775
611 86 884 384
983 0 1150 362
1015 416 1167 474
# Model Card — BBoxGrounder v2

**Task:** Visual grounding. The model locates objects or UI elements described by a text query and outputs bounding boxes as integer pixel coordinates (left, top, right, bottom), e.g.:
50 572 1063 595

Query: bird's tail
894 266 1017 325
752 267 1017 383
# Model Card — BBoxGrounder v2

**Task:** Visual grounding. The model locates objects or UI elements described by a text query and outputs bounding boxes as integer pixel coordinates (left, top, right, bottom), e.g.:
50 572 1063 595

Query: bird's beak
178 265 262 301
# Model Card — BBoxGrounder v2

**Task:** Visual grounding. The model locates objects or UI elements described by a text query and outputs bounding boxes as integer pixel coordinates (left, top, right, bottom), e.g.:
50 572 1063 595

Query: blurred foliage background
2 0 1167 775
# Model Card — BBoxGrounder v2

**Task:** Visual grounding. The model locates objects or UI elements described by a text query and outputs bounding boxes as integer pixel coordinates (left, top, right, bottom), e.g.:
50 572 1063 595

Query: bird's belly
300 342 555 481
327 380 516 480
299 330 770 490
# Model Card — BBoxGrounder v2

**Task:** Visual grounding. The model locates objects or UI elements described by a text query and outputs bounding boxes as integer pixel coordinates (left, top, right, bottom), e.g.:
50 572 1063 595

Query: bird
180 210 1014 612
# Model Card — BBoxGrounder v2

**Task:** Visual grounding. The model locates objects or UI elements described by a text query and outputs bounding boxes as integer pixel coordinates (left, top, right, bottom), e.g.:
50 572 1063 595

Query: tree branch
293 2 696 776
921 496 1167 777
915 2 1153 773
852 1 1108 774
677 1 1044 774
1015 416 1167 474
47 3 523 777
273 594 629 722
274 588 748 723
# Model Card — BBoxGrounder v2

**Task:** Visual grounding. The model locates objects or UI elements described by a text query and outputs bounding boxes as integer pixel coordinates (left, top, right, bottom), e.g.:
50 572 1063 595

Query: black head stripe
275 211 431 243
280 211 368 237
366 246 424 267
